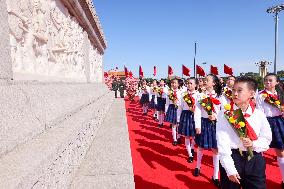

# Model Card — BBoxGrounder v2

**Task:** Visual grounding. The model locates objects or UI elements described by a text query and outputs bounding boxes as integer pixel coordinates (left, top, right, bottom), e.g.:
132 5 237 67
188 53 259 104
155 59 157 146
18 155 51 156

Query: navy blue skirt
165 104 177 124
149 95 157 109
156 97 166 111
195 117 217 149
140 94 149 104
178 110 195 137
267 116 284 149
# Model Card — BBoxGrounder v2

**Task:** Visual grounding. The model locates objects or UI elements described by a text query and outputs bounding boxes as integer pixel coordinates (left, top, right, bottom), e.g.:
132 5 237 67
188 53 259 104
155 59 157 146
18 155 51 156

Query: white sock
196 148 203 169
172 126 177 141
213 154 220 179
161 113 164 123
191 139 195 149
158 113 161 124
143 105 147 113
177 133 181 139
278 157 284 182
185 138 192 157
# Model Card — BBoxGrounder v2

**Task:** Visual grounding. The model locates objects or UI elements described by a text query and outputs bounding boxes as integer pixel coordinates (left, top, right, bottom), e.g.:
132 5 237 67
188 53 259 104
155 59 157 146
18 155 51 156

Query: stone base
0 81 113 188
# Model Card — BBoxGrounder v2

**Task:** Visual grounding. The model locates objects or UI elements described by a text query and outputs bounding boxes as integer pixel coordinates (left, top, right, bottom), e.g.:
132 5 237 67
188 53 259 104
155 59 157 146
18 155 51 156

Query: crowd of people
110 73 284 189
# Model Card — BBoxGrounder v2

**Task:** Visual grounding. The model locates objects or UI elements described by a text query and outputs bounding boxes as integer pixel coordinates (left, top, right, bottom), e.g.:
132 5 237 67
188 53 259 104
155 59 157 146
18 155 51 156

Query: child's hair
264 73 284 104
207 74 222 97
235 77 258 92
187 77 198 90
171 78 179 84
228 75 236 80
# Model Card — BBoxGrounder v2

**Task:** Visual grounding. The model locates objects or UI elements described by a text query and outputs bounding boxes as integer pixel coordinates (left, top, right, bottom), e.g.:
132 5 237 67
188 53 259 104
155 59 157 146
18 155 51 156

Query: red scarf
208 93 221 113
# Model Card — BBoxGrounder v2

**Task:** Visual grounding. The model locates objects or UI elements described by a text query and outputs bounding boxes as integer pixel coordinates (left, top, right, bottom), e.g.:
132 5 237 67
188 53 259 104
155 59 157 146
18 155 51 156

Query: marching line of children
137 74 284 189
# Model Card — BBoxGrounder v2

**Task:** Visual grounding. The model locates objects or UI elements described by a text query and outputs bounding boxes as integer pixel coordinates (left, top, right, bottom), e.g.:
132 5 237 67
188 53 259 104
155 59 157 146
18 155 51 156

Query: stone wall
6 0 105 82
0 82 114 188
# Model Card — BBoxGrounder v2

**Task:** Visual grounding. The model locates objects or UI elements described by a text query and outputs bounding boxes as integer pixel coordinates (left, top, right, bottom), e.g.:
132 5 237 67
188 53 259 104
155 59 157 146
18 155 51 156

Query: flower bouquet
168 89 178 108
223 104 254 160
261 91 284 112
183 92 195 111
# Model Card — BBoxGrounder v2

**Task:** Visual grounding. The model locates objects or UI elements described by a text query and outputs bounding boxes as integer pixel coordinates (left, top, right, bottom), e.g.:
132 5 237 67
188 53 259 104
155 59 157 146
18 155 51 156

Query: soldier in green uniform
118 78 126 98
112 78 119 98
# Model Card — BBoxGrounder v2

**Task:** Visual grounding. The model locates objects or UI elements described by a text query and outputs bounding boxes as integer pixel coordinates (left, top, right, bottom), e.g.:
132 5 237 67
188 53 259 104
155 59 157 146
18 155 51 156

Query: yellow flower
224 104 231 111
262 94 268 98
201 103 206 107
203 95 207 99
206 106 211 110
188 100 191 103
229 117 236 124
275 101 281 105
224 88 228 92
185 98 189 101
238 121 245 127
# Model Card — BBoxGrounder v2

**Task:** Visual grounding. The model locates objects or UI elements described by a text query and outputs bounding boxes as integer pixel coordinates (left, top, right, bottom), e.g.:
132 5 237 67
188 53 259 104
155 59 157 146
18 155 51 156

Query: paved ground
71 97 135 189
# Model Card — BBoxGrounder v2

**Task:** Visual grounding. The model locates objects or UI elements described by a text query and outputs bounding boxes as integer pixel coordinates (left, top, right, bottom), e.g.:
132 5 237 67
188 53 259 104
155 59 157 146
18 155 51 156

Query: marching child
194 74 222 187
256 73 284 188
139 79 150 115
150 80 159 120
217 76 272 189
156 79 168 127
220 76 236 108
165 78 182 145
177 78 201 163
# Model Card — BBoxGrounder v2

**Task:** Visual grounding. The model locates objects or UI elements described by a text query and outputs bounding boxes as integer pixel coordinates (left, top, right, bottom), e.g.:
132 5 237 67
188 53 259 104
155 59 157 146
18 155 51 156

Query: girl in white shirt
177 78 201 163
165 78 182 146
156 79 168 127
194 74 223 188
256 73 284 188
139 79 150 115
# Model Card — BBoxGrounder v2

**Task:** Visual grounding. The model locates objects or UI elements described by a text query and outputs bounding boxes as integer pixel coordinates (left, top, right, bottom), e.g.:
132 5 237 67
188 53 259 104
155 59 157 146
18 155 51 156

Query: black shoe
158 123 163 128
193 168 200 177
281 182 284 189
170 124 172 129
172 141 178 146
191 149 195 157
187 156 194 163
212 177 221 188
177 138 181 144
143 113 147 115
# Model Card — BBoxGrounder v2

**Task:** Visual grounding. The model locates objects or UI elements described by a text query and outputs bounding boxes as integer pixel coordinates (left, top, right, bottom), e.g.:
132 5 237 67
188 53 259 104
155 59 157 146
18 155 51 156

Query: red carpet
125 98 282 189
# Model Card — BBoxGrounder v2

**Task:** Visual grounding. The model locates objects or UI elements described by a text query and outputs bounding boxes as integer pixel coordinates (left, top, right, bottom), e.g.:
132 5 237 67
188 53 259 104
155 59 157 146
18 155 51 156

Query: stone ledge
0 82 110 157
0 90 114 188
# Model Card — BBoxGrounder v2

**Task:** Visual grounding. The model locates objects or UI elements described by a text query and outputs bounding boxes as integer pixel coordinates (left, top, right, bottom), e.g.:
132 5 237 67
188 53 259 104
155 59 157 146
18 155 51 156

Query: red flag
210 65 219 75
153 66 157 76
128 71 133 78
224 64 233 75
104 72 108 78
124 66 128 77
139 65 144 78
196 65 205 77
168 65 173 77
182 65 190 76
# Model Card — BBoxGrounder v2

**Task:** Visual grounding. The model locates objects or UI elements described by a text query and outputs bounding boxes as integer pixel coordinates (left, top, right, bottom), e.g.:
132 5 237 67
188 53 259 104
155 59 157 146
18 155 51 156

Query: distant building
108 71 126 79
240 72 259 77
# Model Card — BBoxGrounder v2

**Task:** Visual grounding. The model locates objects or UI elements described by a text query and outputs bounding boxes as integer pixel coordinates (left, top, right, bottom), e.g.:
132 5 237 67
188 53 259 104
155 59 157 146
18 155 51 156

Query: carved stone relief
6 0 102 81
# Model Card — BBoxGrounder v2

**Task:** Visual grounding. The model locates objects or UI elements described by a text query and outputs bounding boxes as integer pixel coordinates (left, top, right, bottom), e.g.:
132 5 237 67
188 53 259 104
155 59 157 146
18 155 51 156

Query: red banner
224 64 233 75
196 65 205 77
210 65 219 75
139 65 144 78
153 66 157 76
182 65 190 76
168 65 173 77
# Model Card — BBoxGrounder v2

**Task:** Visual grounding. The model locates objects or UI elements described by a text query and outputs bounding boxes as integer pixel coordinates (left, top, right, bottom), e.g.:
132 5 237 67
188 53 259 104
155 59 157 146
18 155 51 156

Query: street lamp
193 41 197 78
267 4 284 74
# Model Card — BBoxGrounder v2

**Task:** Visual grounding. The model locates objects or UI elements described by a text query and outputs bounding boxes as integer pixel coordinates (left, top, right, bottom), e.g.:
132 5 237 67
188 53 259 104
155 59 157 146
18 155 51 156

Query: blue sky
94 0 284 78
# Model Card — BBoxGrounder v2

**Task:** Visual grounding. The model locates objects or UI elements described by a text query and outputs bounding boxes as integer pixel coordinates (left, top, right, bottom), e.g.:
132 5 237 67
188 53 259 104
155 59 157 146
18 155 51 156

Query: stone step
70 98 135 189
0 83 114 188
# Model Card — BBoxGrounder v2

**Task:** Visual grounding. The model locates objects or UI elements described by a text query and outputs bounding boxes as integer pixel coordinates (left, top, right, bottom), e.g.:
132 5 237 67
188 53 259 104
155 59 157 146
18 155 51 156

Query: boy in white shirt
217 77 272 189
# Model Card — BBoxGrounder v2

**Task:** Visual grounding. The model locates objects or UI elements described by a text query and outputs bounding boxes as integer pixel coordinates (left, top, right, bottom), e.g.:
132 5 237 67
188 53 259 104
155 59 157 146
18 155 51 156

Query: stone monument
0 1 113 188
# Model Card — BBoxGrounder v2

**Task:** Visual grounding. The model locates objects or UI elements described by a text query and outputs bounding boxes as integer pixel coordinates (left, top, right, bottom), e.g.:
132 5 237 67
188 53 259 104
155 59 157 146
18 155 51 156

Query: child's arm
216 111 239 177
194 95 201 131
165 94 169 113
177 95 184 123
252 111 272 152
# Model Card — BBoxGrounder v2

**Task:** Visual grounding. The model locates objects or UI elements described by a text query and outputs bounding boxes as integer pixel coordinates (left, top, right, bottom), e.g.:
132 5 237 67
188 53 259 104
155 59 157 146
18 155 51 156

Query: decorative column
0 0 12 80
